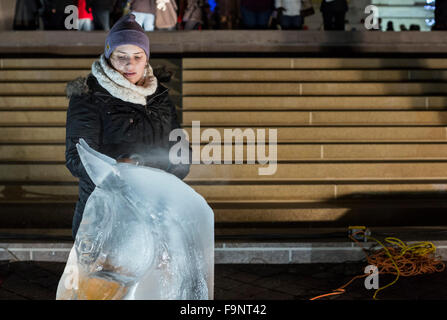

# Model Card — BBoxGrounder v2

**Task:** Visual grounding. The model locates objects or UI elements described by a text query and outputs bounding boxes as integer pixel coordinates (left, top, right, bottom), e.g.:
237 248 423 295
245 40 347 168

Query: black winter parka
65 73 190 238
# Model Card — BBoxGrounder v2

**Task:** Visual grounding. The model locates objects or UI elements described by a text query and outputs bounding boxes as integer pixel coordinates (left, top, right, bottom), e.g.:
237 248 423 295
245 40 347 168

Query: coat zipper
145 87 169 116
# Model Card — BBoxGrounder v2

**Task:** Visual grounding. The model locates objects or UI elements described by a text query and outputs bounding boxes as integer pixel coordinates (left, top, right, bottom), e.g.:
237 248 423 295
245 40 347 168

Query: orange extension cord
309 232 446 300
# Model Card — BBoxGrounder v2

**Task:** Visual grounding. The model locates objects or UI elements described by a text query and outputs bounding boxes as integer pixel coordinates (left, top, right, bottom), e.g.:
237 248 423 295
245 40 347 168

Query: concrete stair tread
1 196 447 206
183 69 447 82
183 96 447 110
0 70 90 81
182 58 447 69
0 58 178 70
182 82 447 96
1 226 447 242
5 139 447 144
1 202 447 225
3 183 447 203
3 96 446 110
4 162 447 181
2 82 447 96
183 126 447 142
7 143 447 162
5 57 447 70
5 158 447 163
4 126 447 143
182 110 447 125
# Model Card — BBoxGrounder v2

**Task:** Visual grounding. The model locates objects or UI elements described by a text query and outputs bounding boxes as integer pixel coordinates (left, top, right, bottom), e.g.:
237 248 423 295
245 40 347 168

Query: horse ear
76 138 117 187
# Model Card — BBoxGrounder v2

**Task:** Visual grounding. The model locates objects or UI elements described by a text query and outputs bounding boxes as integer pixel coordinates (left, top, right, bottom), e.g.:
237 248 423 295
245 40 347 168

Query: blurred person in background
386 21 394 31
129 0 157 31
155 0 178 30
433 0 447 30
320 0 348 31
86 0 117 30
240 0 273 29
13 0 41 30
215 0 239 29
274 0 302 30
78 0 93 30
180 0 205 30
110 0 128 25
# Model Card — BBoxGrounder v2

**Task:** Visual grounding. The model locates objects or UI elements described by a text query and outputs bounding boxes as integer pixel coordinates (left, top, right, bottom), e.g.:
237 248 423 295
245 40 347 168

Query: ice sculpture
56 139 214 300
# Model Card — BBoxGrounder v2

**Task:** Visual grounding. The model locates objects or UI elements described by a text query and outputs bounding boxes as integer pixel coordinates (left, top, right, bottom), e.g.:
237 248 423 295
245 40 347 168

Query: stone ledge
1 241 446 264
1 31 447 56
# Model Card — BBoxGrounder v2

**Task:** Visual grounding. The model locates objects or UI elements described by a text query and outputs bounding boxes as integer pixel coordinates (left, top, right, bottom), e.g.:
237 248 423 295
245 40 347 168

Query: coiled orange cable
309 232 446 300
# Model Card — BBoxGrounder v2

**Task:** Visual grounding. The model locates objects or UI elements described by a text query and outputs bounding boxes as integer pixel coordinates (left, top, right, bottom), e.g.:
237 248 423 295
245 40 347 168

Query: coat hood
66 76 91 99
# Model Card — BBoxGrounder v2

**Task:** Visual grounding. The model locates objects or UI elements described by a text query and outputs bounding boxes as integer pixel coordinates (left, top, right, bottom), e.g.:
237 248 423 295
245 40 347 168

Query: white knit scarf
91 54 158 106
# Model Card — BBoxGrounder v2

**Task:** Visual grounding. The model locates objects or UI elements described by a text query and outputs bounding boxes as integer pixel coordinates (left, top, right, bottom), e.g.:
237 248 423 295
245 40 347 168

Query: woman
65 13 190 239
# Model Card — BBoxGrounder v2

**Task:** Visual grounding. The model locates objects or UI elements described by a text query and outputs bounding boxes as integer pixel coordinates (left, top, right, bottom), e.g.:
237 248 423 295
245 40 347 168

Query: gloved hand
117 158 139 165
117 153 143 165
117 148 171 171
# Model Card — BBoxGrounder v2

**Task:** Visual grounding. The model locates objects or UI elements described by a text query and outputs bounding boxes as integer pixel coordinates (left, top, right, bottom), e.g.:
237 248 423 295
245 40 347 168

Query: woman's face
109 44 147 85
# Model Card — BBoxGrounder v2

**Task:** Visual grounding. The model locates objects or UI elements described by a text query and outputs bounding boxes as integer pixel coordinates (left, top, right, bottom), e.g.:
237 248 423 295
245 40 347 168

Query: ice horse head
56 139 214 300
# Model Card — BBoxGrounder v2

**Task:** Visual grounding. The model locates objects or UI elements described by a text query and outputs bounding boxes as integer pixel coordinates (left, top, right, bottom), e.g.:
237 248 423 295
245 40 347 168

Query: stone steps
3 126 447 143
183 82 447 96
2 183 447 202
0 83 180 97
1 199 447 226
183 96 447 110
3 57 447 70
4 69 447 82
3 82 447 96
1 57 447 226
0 70 91 81
2 162 447 182
4 110 447 125
183 110 447 125
182 58 447 69
0 58 178 70
183 70 447 82
4 143 447 162
1 96 446 110
183 126 447 142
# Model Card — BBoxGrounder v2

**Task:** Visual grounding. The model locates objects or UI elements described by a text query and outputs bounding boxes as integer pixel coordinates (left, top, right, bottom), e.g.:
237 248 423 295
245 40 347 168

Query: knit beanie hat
104 14 150 60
